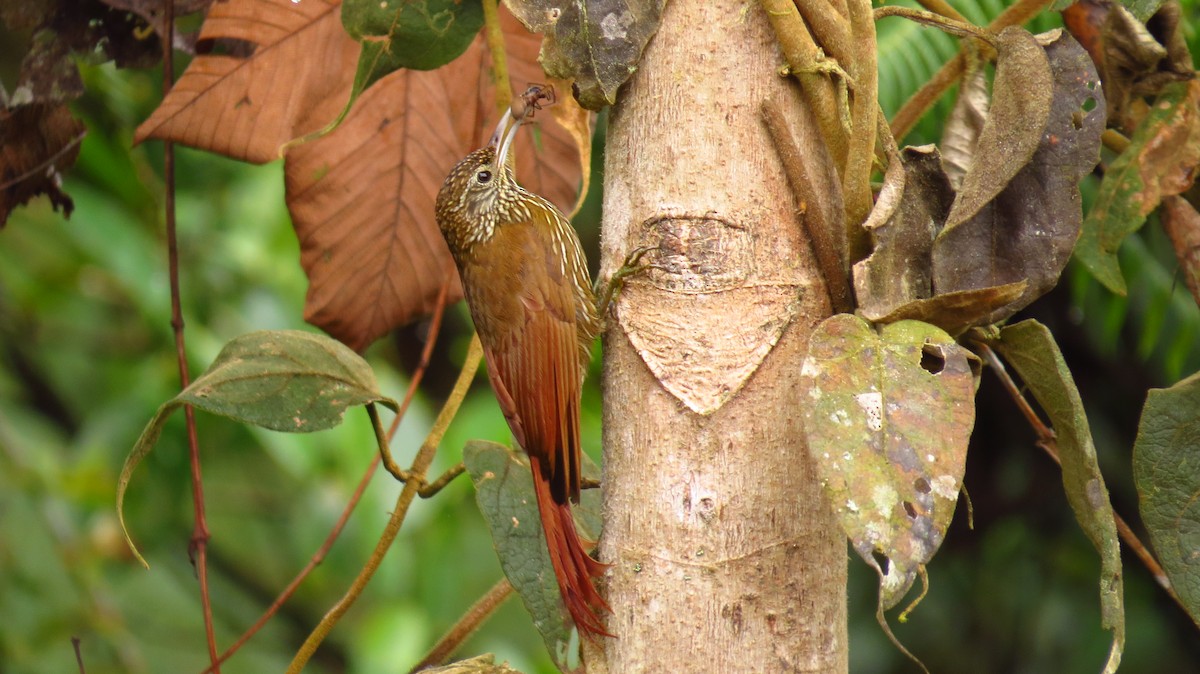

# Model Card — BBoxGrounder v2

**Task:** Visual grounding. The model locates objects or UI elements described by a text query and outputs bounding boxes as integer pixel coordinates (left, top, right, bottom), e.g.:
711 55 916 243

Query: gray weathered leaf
802 315 976 609
941 64 989 191
933 31 1105 323
854 146 952 320
507 0 666 110
942 27 1053 233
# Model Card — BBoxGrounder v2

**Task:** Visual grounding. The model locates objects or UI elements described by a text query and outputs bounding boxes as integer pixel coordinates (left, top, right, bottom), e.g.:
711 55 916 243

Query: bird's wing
466 224 583 504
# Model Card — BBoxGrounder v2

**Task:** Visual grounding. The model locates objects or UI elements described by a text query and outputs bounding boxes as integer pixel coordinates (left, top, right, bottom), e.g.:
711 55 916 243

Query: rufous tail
529 456 613 638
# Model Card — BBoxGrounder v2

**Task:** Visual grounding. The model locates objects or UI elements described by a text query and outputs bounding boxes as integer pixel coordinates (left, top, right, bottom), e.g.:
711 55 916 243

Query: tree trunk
598 0 848 671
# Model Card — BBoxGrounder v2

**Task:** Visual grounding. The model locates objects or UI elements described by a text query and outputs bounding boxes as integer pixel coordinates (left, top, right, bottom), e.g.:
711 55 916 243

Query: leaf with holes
286 7 587 350
1134 371 1200 630
994 320 1124 672
933 31 1105 324
801 314 977 609
116 330 397 567
1075 80 1200 296
464 439 600 672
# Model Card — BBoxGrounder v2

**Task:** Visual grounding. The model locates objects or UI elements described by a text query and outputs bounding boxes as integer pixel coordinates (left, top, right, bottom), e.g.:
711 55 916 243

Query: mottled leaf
874 282 1027 337
343 0 484 97
854 146 952 320
1160 195 1200 309
942 27 1053 233
1133 370 1200 629
801 315 976 609
509 0 666 110
117 330 398 567
933 31 1105 323
464 440 601 672
1075 80 1200 295
994 320 1124 673
287 8 587 350
941 64 988 191
0 103 83 226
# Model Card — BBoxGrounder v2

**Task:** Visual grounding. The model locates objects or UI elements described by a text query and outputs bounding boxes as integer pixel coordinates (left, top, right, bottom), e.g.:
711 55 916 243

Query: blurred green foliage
2 2 1200 674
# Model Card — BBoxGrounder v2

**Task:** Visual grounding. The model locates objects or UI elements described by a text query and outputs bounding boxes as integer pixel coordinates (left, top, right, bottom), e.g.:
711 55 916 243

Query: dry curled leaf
941 27 1053 234
933 31 1105 323
0 103 84 226
854 146 951 320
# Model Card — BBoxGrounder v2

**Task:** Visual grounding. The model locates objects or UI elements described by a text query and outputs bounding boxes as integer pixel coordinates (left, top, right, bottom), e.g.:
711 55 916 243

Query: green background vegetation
3 2 1200 672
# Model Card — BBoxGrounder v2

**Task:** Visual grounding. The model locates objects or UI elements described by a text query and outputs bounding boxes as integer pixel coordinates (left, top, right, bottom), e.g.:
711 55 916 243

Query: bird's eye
476 169 492 184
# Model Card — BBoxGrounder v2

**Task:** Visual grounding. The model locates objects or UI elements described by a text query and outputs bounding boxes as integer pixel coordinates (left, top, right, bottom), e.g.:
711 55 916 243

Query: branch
156 0 220 668
409 578 515 671
285 335 484 673
482 0 511 114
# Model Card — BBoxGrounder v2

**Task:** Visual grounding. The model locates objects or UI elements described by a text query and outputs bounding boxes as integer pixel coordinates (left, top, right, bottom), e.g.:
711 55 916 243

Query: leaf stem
157 0 220 668
285 335 484 673
408 577 515 671
482 0 511 115
975 343 1183 607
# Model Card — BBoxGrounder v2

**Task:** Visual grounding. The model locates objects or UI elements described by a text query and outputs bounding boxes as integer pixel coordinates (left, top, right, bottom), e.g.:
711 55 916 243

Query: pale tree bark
598 0 848 671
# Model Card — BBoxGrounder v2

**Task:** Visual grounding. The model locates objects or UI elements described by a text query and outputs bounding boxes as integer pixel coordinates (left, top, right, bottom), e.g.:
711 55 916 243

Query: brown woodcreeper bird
434 89 611 638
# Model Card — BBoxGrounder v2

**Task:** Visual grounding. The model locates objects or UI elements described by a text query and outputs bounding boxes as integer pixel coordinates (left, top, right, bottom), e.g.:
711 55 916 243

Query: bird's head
434 110 523 255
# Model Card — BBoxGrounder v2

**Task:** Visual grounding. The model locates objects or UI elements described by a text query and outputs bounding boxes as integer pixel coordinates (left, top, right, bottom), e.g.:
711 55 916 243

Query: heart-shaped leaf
801 314 977 609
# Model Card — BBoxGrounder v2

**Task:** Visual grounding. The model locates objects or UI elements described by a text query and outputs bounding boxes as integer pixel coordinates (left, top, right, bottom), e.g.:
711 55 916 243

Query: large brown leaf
135 0 587 350
133 0 357 163
286 8 587 350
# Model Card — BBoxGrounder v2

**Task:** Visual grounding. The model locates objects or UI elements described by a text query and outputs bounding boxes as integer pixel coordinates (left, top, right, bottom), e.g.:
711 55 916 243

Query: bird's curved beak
490 109 521 172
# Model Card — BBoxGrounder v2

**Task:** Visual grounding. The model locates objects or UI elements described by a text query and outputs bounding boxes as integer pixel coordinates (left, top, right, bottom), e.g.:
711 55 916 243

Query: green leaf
1133 371 1200 629
1116 0 1169 21
994 320 1124 673
1075 81 1200 295
116 330 398 568
464 440 601 672
801 315 977 609
343 0 484 75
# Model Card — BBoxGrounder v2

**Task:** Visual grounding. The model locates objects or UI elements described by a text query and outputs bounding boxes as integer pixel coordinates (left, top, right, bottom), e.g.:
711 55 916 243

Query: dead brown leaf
285 7 586 350
1161 195 1200 308
0 103 85 225
135 0 588 350
133 0 357 162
